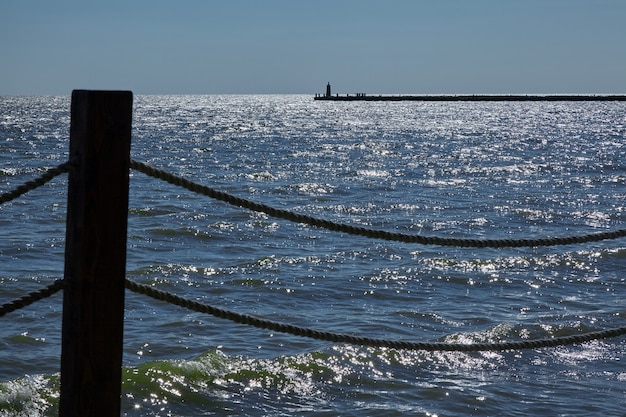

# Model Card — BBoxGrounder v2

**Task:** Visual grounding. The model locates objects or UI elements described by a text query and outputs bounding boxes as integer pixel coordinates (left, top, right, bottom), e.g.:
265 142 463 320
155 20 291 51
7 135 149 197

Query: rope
0 161 74 205
0 279 66 317
125 279 626 352
0 161 71 316
130 159 626 248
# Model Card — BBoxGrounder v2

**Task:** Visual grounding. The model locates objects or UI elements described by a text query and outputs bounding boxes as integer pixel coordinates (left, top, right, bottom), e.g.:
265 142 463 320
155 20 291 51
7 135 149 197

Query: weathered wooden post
60 90 133 416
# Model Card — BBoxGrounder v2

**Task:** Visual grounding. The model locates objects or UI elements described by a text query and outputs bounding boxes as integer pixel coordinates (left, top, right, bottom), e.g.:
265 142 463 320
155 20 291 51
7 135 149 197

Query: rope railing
125 278 626 352
1 158 625 353
3 273 623 351
1 156 624 353
0 161 75 205
0 279 66 318
0 162 72 317
130 159 626 248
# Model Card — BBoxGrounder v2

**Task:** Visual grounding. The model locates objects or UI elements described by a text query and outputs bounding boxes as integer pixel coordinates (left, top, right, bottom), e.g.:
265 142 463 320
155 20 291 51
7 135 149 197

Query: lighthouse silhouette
326 82 331 97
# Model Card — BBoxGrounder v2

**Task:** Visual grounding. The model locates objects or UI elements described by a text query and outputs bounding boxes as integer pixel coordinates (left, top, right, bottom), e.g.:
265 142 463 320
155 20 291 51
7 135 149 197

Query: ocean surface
1 95 625 416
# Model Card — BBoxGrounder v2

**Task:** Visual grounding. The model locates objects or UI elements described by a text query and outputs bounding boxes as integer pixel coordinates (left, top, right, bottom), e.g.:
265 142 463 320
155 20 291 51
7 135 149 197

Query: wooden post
60 90 133 416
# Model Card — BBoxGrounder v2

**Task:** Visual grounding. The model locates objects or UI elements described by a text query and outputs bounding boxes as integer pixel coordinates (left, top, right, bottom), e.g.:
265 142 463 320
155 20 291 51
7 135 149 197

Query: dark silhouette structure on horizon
314 83 626 102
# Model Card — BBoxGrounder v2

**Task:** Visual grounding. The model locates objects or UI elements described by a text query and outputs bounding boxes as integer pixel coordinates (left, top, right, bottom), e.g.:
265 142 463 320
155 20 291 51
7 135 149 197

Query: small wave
0 374 59 417
121 349 335 414
149 226 213 240
245 171 276 181
356 169 391 178
128 207 176 217
602 247 626 259
287 182 336 196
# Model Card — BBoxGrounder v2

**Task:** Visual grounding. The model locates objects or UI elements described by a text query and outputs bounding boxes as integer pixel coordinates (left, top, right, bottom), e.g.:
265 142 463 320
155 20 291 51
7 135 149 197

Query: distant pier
314 94 626 102
314 84 626 102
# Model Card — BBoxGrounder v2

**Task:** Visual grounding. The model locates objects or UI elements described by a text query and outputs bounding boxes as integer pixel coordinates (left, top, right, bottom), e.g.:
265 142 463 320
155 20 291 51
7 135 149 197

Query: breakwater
314 94 626 101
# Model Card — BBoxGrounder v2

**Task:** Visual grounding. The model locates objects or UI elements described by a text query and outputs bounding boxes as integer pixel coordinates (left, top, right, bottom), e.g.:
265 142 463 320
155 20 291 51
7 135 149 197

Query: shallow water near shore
1 95 625 416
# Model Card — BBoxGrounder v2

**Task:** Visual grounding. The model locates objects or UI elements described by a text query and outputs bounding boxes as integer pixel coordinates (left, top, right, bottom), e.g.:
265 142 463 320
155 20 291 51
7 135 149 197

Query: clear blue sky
2 0 625 95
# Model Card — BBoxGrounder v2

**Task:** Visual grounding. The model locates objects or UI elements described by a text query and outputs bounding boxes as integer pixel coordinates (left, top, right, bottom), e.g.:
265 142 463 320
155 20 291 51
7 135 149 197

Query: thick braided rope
130 159 626 248
0 279 66 317
0 161 74 205
125 279 626 352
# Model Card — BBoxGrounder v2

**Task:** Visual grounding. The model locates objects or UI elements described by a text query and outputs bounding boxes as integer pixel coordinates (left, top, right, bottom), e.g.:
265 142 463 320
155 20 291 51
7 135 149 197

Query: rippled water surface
1 95 625 416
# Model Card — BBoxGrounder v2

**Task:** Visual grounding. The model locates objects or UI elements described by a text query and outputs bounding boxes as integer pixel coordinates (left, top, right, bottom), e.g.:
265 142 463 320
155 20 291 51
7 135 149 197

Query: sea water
1 95 625 416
